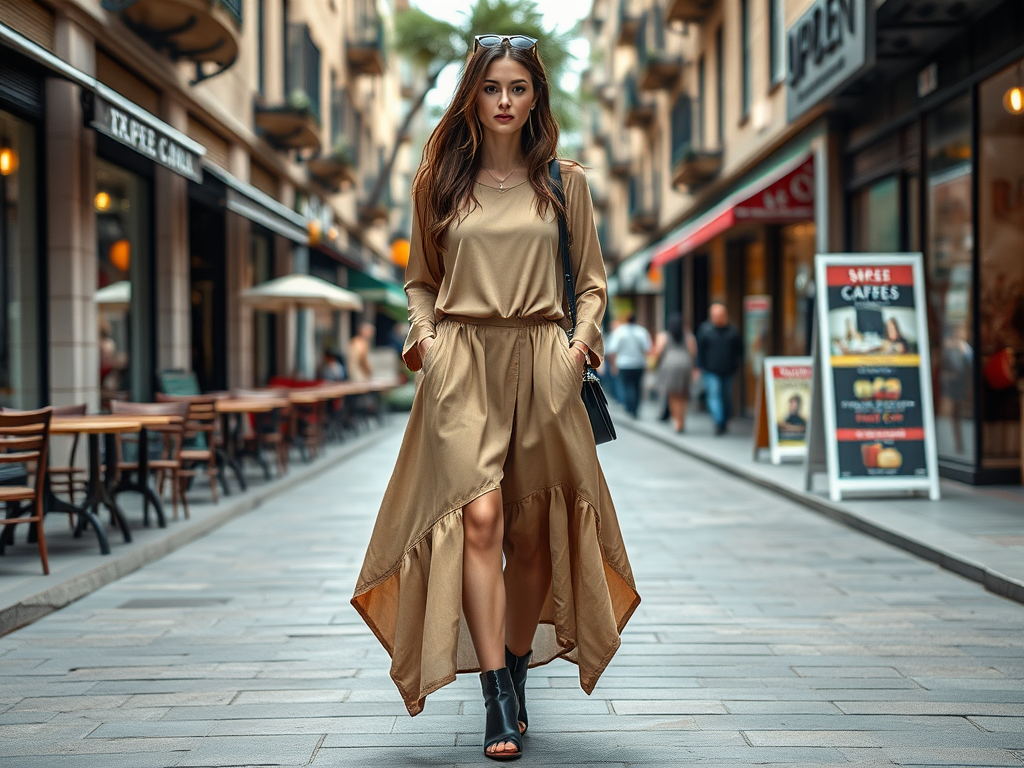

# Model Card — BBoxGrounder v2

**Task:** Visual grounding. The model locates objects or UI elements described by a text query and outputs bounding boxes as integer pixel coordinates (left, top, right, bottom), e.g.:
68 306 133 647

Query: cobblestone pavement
1 419 1022 767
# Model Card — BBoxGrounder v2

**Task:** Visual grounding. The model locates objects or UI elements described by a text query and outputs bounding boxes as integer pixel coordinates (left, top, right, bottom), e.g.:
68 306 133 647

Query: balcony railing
624 73 655 127
348 15 386 76
288 24 321 122
254 23 321 151
616 0 640 46
638 12 682 90
628 173 659 233
670 93 721 188
216 0 242 25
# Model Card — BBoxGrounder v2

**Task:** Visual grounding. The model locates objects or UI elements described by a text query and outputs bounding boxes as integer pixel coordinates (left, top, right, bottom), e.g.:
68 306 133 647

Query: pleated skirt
351 315 640 716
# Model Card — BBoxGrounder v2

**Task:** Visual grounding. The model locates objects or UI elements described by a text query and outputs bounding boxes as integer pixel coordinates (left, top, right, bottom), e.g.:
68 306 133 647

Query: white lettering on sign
847 268 891 283
840 284 901 301
105 105 196 178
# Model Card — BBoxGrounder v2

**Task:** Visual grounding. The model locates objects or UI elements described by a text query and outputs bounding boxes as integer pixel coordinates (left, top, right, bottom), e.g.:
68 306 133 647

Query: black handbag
548 159 617 445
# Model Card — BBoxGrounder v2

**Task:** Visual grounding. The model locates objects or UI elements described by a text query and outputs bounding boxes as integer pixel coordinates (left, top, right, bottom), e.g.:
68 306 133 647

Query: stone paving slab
0 418 1021 766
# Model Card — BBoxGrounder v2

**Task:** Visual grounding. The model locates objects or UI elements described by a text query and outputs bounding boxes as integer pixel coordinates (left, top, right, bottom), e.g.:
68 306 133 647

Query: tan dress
351 163 640 716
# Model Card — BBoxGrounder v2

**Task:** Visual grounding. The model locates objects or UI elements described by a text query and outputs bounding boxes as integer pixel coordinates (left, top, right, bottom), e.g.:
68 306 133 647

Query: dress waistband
440 314 552 328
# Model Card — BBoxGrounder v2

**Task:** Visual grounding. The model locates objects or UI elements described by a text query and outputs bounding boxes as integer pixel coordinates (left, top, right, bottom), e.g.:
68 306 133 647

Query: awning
348 270 407 309
240 273 363 312
651 153 816 268
95 280 131 310
203 162 309 243
614 245 662 295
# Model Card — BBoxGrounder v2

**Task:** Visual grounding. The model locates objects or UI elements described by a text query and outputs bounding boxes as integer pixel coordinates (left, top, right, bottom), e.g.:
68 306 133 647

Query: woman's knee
464 497 502 550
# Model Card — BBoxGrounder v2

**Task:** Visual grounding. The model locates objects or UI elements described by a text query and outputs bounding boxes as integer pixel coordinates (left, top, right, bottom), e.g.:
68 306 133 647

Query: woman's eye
513 87 526 94
484 86 497 94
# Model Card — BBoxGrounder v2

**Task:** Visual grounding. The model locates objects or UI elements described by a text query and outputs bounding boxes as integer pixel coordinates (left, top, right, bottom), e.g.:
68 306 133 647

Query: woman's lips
494 114 514 123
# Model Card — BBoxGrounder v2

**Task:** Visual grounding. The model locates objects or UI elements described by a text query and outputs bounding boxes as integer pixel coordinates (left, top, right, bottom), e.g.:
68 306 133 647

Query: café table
110 414 184 529
215 398 290 489
48 415 142 555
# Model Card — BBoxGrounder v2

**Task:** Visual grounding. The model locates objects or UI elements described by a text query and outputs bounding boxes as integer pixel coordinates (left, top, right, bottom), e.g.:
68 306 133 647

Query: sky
408 0 592 109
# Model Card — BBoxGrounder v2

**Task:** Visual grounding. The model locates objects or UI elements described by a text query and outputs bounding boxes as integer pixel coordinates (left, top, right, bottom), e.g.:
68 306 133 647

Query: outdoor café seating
0 408 53 574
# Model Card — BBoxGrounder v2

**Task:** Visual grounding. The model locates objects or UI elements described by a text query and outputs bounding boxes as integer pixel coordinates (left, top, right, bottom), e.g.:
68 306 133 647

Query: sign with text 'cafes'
90 90 203 183
814 254 940 501
786 0 873 122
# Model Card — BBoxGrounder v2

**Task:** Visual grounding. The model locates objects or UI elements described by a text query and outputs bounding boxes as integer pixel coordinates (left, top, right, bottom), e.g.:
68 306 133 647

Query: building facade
583 0 1024 484
0 0 405 413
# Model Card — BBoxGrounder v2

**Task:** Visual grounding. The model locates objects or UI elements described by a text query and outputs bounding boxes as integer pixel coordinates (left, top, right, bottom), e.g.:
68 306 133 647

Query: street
1 419 1022 767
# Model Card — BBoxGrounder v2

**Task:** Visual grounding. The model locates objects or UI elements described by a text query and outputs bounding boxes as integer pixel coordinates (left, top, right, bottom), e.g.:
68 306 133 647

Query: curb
0 426 397 637
618 418 1024 606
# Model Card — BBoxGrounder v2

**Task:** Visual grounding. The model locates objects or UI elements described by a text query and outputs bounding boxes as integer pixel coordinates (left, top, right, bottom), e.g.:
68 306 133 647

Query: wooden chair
178 397 221 505
109 401 190 520
46 404 88 506
230 388 291 475
0 408 53 574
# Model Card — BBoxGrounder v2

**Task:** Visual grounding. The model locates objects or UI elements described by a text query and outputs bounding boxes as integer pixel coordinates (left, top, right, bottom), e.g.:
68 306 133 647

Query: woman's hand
416 336 435 369
569 342 588 378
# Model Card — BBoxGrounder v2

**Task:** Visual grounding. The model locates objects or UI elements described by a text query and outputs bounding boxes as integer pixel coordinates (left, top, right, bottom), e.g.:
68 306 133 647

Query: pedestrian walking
696 302 743 435
606 314 651 418
652 313 696 433
351 35 640 762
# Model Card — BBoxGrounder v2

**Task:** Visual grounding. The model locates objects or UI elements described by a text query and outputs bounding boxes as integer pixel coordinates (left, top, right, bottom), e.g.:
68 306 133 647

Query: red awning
651 153 815 268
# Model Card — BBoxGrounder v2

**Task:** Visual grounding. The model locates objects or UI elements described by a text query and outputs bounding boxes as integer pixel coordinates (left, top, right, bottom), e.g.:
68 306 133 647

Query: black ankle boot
479 667 522 761
505 647 532 735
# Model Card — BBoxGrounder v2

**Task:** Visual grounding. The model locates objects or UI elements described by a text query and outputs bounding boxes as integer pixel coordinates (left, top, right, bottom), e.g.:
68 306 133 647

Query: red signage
825 265 915 286
734 156 815 222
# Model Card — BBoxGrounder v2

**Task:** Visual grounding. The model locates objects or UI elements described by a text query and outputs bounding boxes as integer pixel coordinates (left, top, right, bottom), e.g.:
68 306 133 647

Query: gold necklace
483 159 523 191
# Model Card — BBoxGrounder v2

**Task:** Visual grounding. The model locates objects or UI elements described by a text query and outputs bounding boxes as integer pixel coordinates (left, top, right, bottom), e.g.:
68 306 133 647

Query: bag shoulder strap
548 158 577 337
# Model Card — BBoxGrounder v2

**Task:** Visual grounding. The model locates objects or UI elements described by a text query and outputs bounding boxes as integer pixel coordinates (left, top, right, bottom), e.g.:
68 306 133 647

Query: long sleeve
565 165 607 368
401 197 443 371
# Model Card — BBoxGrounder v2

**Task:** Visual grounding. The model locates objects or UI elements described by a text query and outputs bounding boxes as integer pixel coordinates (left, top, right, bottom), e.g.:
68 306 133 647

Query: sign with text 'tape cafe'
814 254 940 501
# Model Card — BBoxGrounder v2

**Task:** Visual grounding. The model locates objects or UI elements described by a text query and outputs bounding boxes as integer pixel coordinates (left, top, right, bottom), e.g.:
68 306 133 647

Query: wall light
1005 62 1024 116
95 191 112 211
0 141 18 176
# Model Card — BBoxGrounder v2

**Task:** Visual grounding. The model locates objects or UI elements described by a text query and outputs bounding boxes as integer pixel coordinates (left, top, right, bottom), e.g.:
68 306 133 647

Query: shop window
851 175 900 253
925 94 974 465
739 0 751 120
978 61 1024 469
0 110 42 409
779 222 816 357
96 158 152 404
715 26 724 147
251 228 276 386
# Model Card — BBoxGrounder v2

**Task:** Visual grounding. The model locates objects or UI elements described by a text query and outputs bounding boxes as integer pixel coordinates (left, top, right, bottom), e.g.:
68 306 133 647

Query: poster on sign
814 254 940 501
763 357 813 464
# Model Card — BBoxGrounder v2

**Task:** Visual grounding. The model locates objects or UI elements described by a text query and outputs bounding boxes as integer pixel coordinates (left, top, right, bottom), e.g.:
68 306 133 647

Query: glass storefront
925 94 975 465
778 222 816 357
979 60 1024 470
251 227 277 386
96 157 152 403
0 109 42 409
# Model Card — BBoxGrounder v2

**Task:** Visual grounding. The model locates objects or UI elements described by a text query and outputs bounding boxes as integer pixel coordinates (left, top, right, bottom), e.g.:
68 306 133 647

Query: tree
363 0 578 220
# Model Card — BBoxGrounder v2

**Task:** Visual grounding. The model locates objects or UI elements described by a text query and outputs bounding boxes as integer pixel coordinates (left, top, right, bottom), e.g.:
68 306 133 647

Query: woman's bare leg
669 394 688 432
463 489 517 756
503 506 551 657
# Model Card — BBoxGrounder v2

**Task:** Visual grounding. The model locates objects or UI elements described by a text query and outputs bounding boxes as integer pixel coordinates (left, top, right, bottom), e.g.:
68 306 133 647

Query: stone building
0 0 405 411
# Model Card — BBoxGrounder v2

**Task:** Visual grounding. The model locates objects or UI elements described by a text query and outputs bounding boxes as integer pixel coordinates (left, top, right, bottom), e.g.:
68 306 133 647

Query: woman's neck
479 134 524 173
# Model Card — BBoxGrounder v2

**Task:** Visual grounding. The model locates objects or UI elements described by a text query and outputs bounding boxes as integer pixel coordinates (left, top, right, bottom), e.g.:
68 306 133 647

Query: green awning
348 271 407 309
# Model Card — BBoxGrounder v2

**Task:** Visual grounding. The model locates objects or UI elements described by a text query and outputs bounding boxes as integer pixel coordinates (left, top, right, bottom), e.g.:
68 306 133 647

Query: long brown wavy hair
413 40 567 256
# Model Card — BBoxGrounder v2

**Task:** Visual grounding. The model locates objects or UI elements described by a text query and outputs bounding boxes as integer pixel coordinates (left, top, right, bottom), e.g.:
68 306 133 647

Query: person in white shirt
606 314 652 418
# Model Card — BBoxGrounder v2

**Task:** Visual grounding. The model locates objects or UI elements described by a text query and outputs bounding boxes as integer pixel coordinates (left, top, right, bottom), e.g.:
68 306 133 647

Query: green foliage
394 0 580 131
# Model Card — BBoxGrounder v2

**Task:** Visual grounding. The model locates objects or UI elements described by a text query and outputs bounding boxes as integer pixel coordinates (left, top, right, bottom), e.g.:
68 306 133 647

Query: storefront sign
814 254 940 500
88 89 203 182
786 0 873 122
763 356 813 464
734 156 815 222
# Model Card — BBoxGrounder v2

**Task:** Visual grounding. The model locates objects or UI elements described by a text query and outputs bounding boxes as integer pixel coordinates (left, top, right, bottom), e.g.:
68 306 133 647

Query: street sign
763 356 814 465
813 253 940 501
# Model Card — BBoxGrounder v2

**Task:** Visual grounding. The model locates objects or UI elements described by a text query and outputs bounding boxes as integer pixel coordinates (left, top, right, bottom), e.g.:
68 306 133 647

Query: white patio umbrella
95 280 131 311
240 273 363 312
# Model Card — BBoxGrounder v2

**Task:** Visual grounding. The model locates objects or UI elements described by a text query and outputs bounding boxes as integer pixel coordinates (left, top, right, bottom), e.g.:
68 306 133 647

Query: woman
652 313 696 433
351 35 639 761
883 316 909 354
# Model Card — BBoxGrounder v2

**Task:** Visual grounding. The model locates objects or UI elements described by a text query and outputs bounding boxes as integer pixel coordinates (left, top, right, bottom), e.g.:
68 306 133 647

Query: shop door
189 201 227 392
692 253 709 330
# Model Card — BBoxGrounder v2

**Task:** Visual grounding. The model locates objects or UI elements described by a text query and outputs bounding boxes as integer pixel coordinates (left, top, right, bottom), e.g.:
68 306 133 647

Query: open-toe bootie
505 647 532 735
480 667 523 761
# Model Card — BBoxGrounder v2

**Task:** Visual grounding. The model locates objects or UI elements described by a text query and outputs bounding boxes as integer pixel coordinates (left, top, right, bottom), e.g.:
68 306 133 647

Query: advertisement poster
744 295 772 400
815 254 940 500
763 356 813 464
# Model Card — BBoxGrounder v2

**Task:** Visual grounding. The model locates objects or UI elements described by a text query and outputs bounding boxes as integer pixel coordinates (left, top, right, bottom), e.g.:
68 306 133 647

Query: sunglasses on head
473 34 538 54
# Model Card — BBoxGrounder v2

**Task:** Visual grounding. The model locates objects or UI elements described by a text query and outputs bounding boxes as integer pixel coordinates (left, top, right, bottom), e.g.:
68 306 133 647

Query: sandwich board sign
812 253 940 501
763 356 813 464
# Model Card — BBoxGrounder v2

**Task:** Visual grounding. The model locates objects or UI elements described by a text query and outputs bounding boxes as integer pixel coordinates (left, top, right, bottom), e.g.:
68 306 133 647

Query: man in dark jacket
696 303 743 435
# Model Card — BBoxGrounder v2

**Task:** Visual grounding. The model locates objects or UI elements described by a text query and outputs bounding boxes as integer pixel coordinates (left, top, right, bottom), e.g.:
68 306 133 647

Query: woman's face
475 56 537 140
886 318 900 340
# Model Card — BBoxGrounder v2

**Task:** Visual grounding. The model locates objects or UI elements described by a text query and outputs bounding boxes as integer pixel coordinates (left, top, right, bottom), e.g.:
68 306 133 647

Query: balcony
254 24 321 152
348 15 385 76
669 92 721 188
616 0 640 46
665 0 715 25
608 146 632 178
101 0 242 82
307 140 356 191
624 74 655 127
628 175 659 234
637 14 682 91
